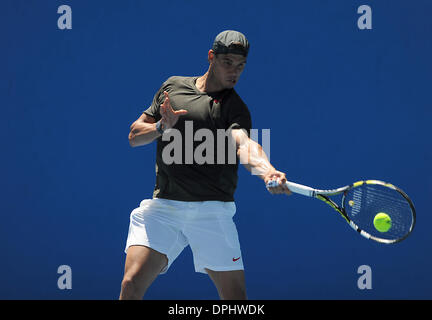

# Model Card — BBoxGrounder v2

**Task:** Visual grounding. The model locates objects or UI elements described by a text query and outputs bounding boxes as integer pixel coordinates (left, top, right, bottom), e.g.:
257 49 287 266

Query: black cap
212 30 250 57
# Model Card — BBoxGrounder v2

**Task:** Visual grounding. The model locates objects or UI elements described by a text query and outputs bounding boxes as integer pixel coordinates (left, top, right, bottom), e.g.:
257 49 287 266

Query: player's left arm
231 128 291 195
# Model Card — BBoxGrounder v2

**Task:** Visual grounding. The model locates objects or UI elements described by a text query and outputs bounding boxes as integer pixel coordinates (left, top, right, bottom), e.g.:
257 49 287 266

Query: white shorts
125 198 244 274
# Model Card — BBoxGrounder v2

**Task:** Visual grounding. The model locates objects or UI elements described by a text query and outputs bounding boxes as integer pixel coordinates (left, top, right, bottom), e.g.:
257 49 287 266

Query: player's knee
217 277 247 300
221 284 247 300
120 275 144 300
121 276 135 293
121 276 133 291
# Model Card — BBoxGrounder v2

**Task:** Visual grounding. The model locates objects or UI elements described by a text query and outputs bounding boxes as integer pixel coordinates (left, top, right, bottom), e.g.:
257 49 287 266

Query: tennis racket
266 179 416 244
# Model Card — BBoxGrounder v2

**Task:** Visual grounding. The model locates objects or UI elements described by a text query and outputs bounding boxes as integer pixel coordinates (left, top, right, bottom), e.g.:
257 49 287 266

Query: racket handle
284 181 316 197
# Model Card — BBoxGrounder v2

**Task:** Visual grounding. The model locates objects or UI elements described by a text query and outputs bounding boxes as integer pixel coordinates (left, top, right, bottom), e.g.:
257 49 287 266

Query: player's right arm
128 91 187 147
231 128 291 195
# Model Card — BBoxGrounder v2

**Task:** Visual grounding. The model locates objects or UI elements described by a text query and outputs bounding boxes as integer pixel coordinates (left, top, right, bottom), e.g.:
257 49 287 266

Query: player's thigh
123 245 168 286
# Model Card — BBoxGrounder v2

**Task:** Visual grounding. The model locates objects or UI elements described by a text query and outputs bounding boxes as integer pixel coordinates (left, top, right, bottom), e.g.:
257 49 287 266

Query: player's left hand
160 91 188 129
264 170 291 195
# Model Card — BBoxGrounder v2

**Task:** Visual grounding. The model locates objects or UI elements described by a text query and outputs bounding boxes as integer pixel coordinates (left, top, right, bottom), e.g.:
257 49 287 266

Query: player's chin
224 79 237 88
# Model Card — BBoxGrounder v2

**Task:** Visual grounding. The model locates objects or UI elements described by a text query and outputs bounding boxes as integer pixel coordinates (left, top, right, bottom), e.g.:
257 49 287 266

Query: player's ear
208 49 215 64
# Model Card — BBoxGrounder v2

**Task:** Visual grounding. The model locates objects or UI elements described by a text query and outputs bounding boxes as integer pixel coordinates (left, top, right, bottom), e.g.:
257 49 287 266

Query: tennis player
120 30 291 300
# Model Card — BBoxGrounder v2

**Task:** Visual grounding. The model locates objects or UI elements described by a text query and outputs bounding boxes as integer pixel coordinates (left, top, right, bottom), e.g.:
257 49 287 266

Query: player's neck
196 71 225 93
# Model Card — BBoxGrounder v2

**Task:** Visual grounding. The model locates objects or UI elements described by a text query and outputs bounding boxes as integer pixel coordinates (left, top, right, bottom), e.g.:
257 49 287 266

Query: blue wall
1 0 431 299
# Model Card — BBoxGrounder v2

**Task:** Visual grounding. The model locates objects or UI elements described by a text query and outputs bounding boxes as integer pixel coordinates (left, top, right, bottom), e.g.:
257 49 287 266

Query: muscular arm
128 113 160 147
231 129 291 195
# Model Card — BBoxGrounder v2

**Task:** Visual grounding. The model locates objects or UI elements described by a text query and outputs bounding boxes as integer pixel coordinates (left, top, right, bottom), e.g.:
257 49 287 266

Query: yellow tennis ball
373 212 392 232
348 200 355 207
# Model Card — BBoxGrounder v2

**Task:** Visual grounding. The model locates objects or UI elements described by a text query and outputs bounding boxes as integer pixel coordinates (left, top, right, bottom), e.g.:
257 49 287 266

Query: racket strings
344 184 414 240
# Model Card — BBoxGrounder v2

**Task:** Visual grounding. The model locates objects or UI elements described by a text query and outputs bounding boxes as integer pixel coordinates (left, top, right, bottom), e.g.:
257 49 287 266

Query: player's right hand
160 91 188 129
264 170 292 196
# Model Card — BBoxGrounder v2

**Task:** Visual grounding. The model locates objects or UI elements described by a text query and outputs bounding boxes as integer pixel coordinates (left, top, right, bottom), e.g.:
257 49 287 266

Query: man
120 30 291 300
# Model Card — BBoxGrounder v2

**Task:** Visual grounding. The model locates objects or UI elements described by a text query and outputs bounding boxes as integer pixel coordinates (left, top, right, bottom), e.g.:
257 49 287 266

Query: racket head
341 180 416 244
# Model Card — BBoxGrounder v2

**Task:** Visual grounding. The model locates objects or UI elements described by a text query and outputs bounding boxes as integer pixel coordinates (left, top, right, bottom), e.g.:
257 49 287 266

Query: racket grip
284 181 316 197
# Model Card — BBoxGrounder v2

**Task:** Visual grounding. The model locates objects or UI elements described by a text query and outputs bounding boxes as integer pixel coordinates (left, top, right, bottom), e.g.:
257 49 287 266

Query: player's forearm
128 122 161 147
237 139 275 179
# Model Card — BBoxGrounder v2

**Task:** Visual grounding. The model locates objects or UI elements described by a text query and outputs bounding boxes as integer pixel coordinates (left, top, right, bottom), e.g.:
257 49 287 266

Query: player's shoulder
158 76 195 93
163 76 194 86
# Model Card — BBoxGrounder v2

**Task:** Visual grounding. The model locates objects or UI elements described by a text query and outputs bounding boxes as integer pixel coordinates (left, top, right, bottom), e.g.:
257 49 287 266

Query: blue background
1 0 431 299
